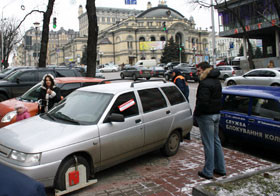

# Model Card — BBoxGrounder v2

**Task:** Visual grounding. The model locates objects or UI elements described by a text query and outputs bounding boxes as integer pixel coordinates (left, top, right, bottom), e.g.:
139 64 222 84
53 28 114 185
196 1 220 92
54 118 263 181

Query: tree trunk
86 0 98 77
38 0 55 68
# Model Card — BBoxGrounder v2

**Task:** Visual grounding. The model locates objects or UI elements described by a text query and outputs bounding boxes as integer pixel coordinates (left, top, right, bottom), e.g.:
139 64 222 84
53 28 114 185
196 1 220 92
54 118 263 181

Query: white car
99 65 118 72
224 68 280 86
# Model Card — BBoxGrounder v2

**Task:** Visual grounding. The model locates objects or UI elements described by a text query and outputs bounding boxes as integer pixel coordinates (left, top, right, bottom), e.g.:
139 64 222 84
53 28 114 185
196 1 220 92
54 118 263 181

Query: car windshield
19 83 48 102
2 70 20 81
47 90 113 125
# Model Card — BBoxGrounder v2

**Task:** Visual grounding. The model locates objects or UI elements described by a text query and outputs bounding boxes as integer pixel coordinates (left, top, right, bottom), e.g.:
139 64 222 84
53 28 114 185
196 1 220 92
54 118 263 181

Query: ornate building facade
78 1 209 65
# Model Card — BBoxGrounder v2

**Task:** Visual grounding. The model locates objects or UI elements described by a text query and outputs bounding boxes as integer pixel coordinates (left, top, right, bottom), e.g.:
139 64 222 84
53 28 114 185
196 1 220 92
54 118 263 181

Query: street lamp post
98 52 103 65
211 0 216 68
33 22 40 66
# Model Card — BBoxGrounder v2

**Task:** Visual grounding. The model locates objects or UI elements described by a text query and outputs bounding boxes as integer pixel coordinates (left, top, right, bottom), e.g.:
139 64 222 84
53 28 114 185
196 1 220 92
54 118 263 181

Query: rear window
161 86 185 105
233 67 241 70
56 69 76 77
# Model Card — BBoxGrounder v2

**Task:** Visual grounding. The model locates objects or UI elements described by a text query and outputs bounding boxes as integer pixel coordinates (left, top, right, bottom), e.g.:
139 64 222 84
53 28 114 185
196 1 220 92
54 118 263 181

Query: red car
0 77 106 128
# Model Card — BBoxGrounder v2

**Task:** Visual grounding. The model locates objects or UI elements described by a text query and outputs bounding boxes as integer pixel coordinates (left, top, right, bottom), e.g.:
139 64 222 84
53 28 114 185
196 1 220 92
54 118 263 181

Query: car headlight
1 111 17 123
9 150 41 166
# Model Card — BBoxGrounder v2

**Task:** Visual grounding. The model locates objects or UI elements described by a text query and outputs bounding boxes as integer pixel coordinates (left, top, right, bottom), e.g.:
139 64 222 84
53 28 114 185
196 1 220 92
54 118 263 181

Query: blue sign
229 42 234 49
205 56 209 62
125 0 137 4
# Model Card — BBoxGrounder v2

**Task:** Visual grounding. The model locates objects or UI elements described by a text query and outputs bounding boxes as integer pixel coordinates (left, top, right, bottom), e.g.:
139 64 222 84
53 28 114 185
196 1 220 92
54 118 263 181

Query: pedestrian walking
194 62 226 179
38 74 61 113
172 69 191 140
15 103 30 122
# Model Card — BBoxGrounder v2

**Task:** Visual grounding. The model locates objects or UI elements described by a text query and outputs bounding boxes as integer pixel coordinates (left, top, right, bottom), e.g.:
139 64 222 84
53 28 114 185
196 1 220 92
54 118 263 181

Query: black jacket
39 86 61 113
194 68 222 116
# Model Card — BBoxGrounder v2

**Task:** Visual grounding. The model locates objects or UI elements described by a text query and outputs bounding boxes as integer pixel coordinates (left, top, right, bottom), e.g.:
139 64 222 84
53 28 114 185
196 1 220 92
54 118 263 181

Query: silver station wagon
0 80 192 191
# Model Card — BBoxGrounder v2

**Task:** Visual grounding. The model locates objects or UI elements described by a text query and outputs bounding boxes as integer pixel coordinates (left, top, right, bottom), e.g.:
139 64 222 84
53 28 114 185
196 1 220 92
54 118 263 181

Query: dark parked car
164 67 199 82
150 66 165 77
0 67 84 101
120 66 152 80
0 66 32 79
164 62 180 71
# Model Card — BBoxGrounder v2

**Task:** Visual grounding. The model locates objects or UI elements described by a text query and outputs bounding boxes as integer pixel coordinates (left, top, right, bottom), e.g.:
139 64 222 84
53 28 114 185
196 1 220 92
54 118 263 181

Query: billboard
139 41 166 51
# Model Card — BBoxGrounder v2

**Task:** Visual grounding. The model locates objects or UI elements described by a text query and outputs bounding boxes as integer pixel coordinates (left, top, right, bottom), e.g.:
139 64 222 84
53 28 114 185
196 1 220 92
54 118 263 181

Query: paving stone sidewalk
52 137 273 196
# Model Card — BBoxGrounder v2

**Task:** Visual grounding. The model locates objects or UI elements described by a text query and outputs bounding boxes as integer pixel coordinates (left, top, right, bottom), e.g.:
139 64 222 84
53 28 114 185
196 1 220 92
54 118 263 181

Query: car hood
0 116 99 153
0 80 10 85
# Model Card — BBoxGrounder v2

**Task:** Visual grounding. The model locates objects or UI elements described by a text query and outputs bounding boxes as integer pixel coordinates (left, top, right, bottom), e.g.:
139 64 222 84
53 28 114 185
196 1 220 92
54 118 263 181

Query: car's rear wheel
54 156 90 191
271 83 280 87
0 94 8 102
227 80 236 86
132 74 137 81
120 73 125 79
146 77 150 80
161 130 181 156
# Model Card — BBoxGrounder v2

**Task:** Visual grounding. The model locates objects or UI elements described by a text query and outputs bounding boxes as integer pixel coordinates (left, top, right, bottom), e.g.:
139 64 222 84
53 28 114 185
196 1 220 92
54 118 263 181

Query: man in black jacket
194 62 226 179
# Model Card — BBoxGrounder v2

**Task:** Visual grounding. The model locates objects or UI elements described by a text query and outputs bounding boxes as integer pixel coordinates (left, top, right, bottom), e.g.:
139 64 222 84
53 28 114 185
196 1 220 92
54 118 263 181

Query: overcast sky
2 0 219 34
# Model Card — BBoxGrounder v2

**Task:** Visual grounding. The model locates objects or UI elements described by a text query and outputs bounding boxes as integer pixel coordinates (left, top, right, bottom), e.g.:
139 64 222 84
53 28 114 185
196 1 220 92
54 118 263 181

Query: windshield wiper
46 113 56 121
53 112 80 125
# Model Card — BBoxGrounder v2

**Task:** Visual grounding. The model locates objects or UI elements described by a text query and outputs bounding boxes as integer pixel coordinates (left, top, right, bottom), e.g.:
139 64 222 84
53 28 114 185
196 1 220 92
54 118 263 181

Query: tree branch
15 10 45 31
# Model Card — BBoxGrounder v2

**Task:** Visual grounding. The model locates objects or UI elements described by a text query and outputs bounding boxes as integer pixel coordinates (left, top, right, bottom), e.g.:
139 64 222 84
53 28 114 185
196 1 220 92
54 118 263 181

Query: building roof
137 5 184 19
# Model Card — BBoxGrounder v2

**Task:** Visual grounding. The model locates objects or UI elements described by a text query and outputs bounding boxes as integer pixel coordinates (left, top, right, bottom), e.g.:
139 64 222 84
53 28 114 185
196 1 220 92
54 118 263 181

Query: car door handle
248 119 255 123
166 110 171 114
135 119 141 124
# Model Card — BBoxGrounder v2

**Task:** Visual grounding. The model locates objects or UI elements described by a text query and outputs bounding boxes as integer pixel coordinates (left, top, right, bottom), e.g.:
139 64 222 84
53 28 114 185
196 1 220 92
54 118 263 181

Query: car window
251 98 280 120
109 92 139 118
38 70 56 80
138 88 167 113
18 71 36 81
56 69 76 77
20 83 41 101
245 70 261 77
222 95 250 114
60 83 81 97
262 71 276 77
82 82 100 87
161 86 185 105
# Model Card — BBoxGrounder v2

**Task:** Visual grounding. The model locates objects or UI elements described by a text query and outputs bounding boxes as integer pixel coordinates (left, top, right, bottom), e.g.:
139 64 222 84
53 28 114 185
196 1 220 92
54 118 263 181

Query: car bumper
0 157 61 187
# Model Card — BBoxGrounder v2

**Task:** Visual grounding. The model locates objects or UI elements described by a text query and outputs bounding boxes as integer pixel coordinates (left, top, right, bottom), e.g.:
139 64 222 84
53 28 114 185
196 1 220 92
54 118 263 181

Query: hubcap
169 134 179 152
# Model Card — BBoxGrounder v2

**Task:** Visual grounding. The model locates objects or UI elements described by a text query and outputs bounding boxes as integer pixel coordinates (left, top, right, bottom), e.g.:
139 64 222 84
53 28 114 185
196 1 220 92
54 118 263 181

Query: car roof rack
130 79 166 87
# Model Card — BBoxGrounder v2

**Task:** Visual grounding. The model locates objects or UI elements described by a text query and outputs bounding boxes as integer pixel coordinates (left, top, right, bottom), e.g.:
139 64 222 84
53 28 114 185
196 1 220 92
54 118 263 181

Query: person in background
267 60 275 68
39 74 61 113
172 68 190 140
194 61 226 180
15 103 30 122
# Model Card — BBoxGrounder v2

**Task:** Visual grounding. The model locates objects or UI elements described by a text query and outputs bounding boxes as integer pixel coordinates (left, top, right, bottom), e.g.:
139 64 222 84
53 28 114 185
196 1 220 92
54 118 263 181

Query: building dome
137 5 184 19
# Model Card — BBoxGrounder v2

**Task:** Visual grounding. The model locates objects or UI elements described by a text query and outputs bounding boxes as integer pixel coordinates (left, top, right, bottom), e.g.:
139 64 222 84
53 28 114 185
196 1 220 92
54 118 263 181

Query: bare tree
189 0 256 69
0 18 21 68
86 0 98 77
272 0 280 19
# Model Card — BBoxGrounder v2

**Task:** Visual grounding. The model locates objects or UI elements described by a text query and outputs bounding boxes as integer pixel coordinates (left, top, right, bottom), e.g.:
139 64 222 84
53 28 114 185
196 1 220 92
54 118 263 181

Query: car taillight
232 70 235 75
190 72 193 77
140 70 143 74
151 71 154 75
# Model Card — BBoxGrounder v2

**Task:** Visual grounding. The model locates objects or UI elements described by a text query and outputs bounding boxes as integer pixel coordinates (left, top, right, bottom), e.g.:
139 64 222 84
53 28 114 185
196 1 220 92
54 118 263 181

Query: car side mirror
105 113 124 123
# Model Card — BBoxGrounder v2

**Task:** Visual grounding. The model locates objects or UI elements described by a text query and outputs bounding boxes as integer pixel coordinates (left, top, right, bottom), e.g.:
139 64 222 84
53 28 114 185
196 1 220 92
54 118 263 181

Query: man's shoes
213 169 226 176
198 171 213 180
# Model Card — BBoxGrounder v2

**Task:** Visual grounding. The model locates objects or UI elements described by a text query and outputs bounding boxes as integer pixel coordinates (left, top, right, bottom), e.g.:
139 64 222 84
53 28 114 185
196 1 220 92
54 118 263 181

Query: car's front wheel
227 80 236 86
161 130 181 156
223 75 229 80
132 74 137 81
54 156 90 191
120 73 125 79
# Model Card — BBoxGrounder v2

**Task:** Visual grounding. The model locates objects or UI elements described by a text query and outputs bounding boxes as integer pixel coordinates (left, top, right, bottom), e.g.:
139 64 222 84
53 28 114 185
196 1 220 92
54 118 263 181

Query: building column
243 37 247 57
276 29 279 57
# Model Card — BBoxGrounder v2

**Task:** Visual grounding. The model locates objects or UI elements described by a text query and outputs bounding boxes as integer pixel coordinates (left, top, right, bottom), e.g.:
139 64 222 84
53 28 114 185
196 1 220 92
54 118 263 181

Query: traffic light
53 17 57 29
162 22 167 32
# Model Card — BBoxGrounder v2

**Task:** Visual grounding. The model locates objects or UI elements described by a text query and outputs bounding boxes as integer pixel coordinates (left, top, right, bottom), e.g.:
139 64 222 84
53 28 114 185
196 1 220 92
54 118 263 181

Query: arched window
160 36 165 41
139 37 145 42
127 35 133 49
150 36 156 41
